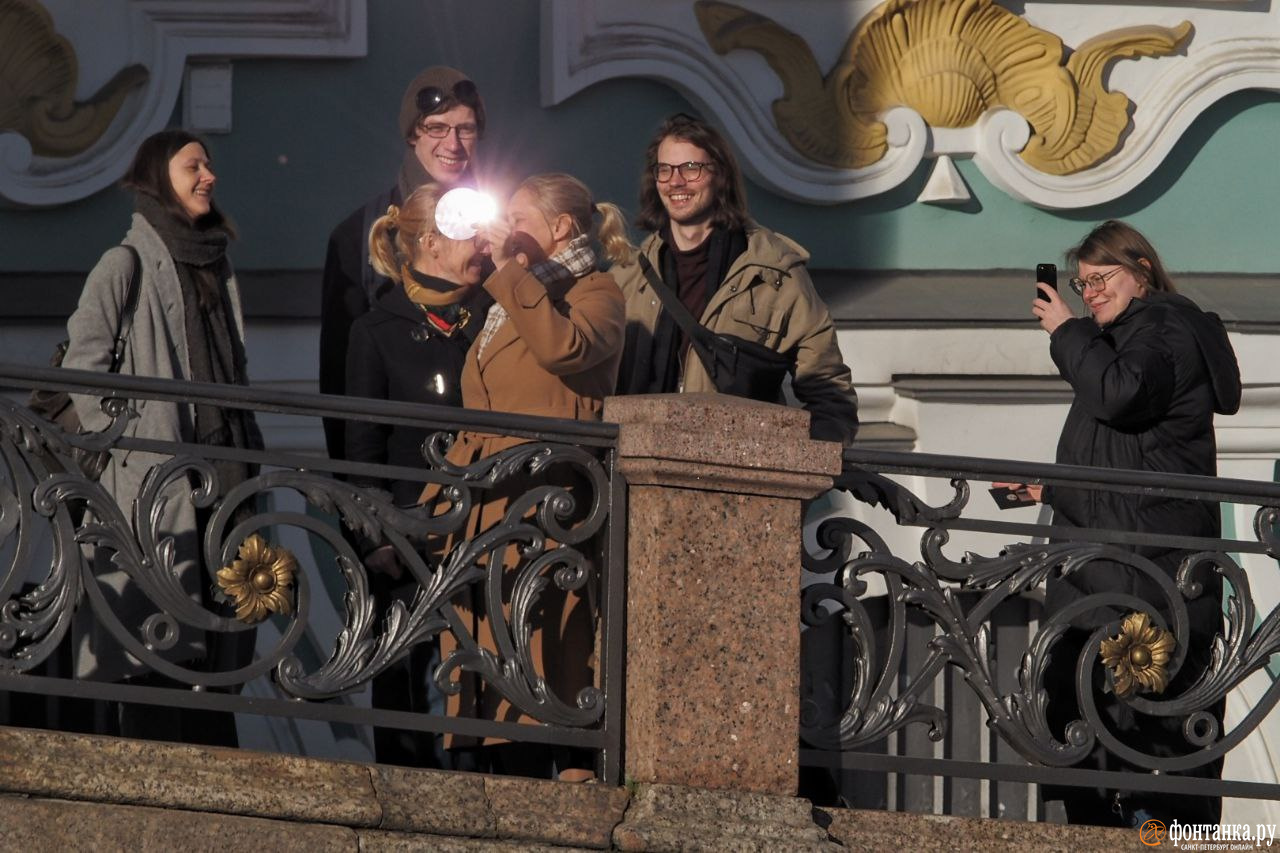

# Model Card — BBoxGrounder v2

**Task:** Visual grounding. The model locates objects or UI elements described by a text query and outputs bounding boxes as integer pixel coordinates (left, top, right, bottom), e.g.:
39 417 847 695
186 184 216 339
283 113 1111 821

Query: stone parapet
0 727 627 850
0 726 380 826
603 393 842 796
0 726 1149 850
605 393 840 497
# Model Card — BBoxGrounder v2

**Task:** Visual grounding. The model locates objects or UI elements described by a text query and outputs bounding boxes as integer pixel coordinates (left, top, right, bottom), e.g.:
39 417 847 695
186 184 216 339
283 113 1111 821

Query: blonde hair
515 173 634 265
368 183 446 282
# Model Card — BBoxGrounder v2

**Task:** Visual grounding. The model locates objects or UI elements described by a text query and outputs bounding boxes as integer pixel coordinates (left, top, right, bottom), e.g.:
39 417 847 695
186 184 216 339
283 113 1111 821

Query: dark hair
406 79 486 144
1067 220 1175 294
635 113 749 233
121 129 233 234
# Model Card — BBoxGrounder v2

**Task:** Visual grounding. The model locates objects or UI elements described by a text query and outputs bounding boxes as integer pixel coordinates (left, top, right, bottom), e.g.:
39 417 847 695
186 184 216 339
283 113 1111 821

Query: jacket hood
739 222 809 271
1148 291 1242 415
640 221 810 273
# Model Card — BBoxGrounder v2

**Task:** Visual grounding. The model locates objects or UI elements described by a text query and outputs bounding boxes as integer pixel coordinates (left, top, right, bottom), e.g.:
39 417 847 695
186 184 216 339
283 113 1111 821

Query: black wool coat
344 280 490 509
1042 290 1242 628
319 185 402 459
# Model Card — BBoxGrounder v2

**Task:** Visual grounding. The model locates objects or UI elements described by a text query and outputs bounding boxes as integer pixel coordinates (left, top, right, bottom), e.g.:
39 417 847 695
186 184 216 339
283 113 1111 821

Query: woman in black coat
344 182 491 767
1022 220 1241 827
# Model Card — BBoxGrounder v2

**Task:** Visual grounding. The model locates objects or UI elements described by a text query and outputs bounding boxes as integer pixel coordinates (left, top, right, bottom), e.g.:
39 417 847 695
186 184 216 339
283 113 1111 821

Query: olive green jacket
614 223 858 443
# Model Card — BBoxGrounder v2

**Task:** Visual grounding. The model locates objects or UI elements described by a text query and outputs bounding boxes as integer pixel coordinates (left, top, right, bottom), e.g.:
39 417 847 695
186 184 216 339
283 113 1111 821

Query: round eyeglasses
653 161 714 182
1069 266 1124 296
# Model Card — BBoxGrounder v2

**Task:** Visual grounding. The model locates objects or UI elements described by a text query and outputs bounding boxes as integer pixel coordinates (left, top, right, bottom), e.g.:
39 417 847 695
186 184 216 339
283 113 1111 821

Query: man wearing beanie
318 66 487 459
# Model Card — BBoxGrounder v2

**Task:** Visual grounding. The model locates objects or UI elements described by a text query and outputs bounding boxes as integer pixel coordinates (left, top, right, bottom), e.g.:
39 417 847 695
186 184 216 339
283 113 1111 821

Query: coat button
411 327 428 342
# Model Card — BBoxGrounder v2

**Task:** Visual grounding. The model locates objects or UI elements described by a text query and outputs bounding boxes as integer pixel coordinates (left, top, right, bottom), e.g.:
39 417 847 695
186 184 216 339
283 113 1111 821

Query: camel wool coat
423 260 624 739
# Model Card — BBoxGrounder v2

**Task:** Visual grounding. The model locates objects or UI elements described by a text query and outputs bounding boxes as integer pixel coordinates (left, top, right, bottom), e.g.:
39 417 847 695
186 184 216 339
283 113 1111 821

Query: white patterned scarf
475 235 597 360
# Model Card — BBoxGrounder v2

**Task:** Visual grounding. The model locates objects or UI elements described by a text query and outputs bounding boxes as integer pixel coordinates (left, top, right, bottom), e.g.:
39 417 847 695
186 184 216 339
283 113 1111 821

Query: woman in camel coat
424 173 631 777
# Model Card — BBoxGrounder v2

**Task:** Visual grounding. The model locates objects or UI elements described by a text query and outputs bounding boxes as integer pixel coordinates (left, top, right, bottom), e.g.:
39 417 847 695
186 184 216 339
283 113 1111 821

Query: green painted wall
2 0 1278 275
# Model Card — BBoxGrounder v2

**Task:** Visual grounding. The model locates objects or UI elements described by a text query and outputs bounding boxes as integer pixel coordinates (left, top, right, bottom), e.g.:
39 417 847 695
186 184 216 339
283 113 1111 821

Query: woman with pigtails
345 181 492 767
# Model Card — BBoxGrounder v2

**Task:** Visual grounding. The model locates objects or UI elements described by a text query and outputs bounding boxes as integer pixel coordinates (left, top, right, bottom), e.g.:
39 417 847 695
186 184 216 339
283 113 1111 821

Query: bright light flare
435 187 497 240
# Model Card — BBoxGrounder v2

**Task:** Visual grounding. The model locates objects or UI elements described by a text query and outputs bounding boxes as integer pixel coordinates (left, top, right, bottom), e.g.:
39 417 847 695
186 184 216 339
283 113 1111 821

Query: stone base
613 783 836 852
0 726 1164 851
0 726 627 849
821 805 1141 852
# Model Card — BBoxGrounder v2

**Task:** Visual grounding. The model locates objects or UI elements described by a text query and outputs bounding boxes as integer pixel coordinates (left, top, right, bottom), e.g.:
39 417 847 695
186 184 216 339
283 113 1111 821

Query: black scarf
136 193 262 495
136 193 229 305
648 226 748 394
405 268 470 327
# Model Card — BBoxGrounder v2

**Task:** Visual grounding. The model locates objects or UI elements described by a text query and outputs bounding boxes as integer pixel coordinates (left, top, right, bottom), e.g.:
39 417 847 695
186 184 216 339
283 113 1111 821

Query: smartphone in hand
1036 263 1057 302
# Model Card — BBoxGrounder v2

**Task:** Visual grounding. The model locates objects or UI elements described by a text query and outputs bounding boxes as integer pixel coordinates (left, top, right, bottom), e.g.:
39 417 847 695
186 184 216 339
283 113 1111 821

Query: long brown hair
1067 220 1176 294
517 173 635 265
635 113 749 234
122 129 234 235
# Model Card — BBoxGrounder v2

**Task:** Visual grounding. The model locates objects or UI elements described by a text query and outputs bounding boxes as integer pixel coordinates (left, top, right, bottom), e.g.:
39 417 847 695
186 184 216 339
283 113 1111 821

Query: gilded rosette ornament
695 0 1191 176
1098 612 1175 698
217 534 297 624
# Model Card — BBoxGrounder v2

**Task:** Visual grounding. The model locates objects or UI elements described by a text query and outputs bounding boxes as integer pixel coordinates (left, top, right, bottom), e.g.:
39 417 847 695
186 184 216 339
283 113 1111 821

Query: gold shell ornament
216 535 297 624
1098 611 1175 698
695 0 1191 176
0 0 149 157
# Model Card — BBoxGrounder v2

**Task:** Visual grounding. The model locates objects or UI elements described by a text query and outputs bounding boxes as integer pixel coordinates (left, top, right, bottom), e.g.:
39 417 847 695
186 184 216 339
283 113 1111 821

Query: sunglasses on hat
416 79 480 114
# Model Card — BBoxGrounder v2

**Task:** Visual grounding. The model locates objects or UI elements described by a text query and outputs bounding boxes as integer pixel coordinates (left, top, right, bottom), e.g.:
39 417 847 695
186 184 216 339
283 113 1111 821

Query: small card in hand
989 485 1036 510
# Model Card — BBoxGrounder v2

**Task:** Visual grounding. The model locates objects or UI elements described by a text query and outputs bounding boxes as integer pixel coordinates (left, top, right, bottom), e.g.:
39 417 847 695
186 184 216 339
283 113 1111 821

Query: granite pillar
603 393 842 796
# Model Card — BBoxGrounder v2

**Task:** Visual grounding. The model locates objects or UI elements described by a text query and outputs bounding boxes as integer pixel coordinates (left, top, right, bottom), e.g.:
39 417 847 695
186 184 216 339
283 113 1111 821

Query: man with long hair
614 113 857 443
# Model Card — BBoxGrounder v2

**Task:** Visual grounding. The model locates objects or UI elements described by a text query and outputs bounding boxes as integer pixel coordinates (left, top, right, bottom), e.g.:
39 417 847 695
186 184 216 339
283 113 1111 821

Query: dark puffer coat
1043 290 1242 626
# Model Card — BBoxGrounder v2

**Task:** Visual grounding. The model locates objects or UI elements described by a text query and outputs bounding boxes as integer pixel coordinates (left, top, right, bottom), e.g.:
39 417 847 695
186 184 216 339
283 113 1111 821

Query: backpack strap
108 244 143 373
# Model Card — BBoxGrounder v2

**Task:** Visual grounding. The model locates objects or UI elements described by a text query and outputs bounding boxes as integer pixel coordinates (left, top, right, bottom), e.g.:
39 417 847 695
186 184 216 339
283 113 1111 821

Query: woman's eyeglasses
653 161 714 182
1069 266 1124 295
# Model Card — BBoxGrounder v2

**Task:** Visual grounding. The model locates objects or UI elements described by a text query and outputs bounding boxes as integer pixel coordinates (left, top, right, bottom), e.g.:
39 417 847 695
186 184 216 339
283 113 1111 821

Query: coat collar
637 222 806 320
124 213 185 348
476 304 521 371
374 280 429 323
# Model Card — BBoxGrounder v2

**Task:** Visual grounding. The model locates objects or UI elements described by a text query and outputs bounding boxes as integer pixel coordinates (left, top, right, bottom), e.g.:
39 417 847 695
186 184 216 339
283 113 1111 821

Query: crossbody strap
636 254 722 373
108 245 143 373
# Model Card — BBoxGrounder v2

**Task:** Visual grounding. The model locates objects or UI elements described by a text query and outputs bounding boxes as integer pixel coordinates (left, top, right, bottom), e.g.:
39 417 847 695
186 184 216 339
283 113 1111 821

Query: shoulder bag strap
108 245 143 373
636 253 721 374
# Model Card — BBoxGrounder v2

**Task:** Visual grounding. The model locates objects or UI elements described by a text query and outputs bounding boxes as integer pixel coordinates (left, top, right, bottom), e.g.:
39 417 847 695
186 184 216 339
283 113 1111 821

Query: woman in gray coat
63 130 261 745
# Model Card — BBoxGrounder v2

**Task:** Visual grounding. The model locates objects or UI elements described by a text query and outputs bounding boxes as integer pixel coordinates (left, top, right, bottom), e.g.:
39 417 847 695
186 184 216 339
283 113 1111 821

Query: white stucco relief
542 0 1280 209
0 0 366 207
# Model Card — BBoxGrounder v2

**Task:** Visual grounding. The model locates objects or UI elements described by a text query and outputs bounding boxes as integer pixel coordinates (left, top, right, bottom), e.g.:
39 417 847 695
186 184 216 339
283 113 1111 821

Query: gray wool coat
63 213 248 681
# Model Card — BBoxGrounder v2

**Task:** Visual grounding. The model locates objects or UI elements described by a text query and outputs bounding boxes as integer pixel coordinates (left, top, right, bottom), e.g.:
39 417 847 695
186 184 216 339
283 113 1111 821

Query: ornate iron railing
801 447 1280 816
0 363 625 782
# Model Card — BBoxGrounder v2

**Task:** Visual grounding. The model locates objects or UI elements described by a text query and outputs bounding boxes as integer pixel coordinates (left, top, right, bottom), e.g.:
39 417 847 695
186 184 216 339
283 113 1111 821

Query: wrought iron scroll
0 389 613 731
801 455 1280 776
